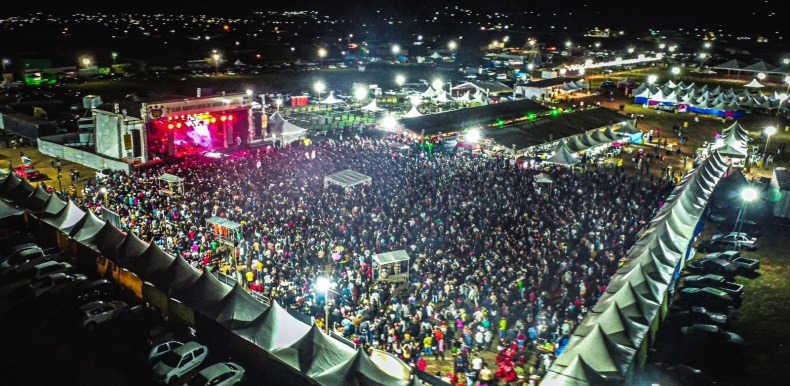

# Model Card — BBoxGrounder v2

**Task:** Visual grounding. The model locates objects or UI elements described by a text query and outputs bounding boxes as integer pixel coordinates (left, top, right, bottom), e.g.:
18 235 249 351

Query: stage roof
325 169 372 188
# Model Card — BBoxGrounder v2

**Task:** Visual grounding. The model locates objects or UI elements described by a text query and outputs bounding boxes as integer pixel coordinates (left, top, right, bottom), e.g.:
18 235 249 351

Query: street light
391 44 400 55
627 47 635 54
764 126 777 154
81 57 92 67
317 47 327 68
354 87 368 101
212 53 220 75
1 58 9 72
395 74 406 88
448 41 457 51
432 79 443 91
316 277 335 334
784 75 790 94
111 52 118 64
671 67 681 81
314 81 326 100
757 72 766 80
100 187 108 206
733 187 758 236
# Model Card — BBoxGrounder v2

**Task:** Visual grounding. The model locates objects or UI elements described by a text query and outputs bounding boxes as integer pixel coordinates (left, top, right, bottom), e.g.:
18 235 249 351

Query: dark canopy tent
232 300 311 351
76 221 127 261
566 135 588 152
34 193 67 217
114 231 150 267
710 168 754 211
312 348 411 386
123 242 176 278
21 185 50 211
0 173 22 197
204 282 268 328
42 201 86 234
544 145 581 165
270 324 358 378
7 178 35 205
145 255 200 295
0 199 24 227
170 269 233 314
69 210 107 239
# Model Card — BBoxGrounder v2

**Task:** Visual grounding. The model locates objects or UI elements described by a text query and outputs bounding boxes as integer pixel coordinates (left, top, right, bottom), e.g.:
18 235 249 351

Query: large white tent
402 106 423 118
319 92 344 104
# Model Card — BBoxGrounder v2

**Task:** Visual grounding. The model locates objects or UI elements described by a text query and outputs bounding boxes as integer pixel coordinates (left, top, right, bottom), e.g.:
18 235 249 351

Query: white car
149 340 184 364
151 341 209 385
76 299 128 330
188 362 245 386
28 272 88 298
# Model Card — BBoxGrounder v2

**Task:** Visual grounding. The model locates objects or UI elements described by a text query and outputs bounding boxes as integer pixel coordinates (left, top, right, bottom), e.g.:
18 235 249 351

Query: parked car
666 306 729 328
188 361 246 386
697 232 758 252
681 324 745 347
30 260 72 281
679 274 744 298
65 278 118 307
718 219 763 237
706 250 760 271
661 363 717 386
13 164 43 180
28 272 88 298
676 286 740 309
685 258 740 280
599 80 617 90
1 242 40 261
0 247 46 271
149 340 184 364
0 251 66 284
151 341 209 385
76 299 129 331
0 280 36 314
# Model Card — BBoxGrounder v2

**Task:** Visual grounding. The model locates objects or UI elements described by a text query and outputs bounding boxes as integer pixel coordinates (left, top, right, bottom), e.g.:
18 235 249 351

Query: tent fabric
566 136 588 153
0 199 24 224
580 131 601 148
534 173 553 184
158 173 183 183
0 173 22 197
270 324 358 377
77 221 127 260
115 231 151 266
232 300 311 351
325 169 372 188
33 193 67 217
125 242 176 280
421 87 436 98
7 178 35 205
312 348 411 386
744 79 765 88
170 269 234 313
42 200 86 234
204 282 268 328
361 99 384 112
22 185 51 211
70 210 107 239
146 255 201 295
544 145 580 165
319 92 344 104
402 106 423 118
617 121 641 135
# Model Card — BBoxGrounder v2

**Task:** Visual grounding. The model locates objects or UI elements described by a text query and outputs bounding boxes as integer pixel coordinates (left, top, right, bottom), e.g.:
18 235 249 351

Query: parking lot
0 234 247 386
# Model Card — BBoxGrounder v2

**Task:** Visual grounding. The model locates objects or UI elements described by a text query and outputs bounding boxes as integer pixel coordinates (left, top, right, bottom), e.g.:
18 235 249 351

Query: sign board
145 93 252 120
102 208 122 229
123 134 132 150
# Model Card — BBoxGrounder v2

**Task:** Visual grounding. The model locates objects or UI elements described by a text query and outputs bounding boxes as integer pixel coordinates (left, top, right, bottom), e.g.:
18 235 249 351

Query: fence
37 137 129 172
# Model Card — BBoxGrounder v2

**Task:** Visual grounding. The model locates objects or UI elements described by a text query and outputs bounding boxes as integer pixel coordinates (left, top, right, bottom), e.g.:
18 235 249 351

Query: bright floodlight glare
659 43 666 49
354 87 368 100
528 63 535 70
314 81 325 93
448 41 457 50
757 72 766 80
395 74 406 86
100 187 107 194
585 59 593 66
432 79 443 91
741 188 758 202
785 75 790 83
765 126 777 136
704 42 712 48
409 95 421 106
82 58 91 66
246 89 253 96
380 115 397 130
317 48 327 58
316 277 330 293
648 75 658 84
559 68 566 75
466 129 481 143
565 41 572 47
578 68 585 75
671 67 680 75
391 44 400 54
628 47 634 53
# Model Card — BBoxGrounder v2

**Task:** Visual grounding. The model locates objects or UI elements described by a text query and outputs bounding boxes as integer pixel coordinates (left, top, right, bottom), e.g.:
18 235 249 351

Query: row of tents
711 59 790 75
542 125 747 383
539 121 643 166
0 173 427 386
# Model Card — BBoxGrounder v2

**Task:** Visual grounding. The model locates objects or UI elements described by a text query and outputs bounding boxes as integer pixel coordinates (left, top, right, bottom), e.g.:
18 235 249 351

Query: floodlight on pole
380 115 397 130
354 87 368 101
395 74 406 87
627 47 635 54
757 72 766 80
647 75 658 84
704 42 712 49
733 187 758 235
391 44 400 55
432 79 443 91
246 89 253 96
314 81 326 100
81 57 92 67
448 41 457 50
764 126 777 154
466 128 481 143
212 53 220 75
316 277 333 333
784 75 790 94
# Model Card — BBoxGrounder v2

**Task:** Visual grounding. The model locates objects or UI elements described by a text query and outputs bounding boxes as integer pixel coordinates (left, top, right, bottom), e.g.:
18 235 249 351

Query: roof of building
521 77 583 89
451 81 514 95
774 168 790 190
483 107 627 150
399 99 550 136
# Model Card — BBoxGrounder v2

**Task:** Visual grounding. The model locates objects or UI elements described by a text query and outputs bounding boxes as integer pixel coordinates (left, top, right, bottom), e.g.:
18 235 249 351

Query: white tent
402 106 423 118
421 87 436 98
319 92 344 104
454 91 471 102
433 91 449 103
361 99 385 112
472 90 487 104
744 79 765 88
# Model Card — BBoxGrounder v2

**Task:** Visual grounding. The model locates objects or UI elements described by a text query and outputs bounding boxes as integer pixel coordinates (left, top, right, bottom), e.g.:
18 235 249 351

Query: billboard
145 93 252 120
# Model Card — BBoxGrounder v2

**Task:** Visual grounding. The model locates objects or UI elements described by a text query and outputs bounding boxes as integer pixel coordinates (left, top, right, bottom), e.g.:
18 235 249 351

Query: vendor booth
372 250 410 284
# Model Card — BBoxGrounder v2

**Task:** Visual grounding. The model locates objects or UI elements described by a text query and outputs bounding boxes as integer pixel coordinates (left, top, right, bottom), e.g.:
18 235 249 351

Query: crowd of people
76 135 674 385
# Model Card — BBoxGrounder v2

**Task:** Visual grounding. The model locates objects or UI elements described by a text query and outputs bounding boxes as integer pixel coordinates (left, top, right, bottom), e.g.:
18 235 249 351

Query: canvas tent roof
34 193 67 217
398 99 549 136
319 92 344 104
231 300 311 351
325 169 372 188
158 173 183 183
270 324 358 378
312 348 411 386
744 79 765 88
373 250 410 265
741 61 776 73
115 230 150 265
534 173 553 184
69 210 106 239
146 255 201 295
7 178 34 205
170 269 234 313
0 199 24 224
544 145 580 165
0 173 22 197
402 106 423 118
452 81 514 95
204 282 268 328
22 185 51 211
75 221 127 260
713 59 747 70
361 99 385 112
42 200 86 234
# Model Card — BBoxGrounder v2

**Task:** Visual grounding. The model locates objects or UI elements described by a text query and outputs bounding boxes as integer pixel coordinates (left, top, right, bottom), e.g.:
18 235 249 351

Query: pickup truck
706 250 760 272
679 274 744 298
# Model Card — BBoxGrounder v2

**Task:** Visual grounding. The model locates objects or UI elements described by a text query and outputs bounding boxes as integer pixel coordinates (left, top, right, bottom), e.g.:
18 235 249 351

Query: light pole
395 74 405 90
314 81 325 101
100 187 108 206
671 67 681 82
111 52 118 64
733 187 758 237
764 126 777 155
213 53 220 75
1 58 9 72
317 48 327 68
316 277 334 334
784 75 790 94
448 41 457 51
